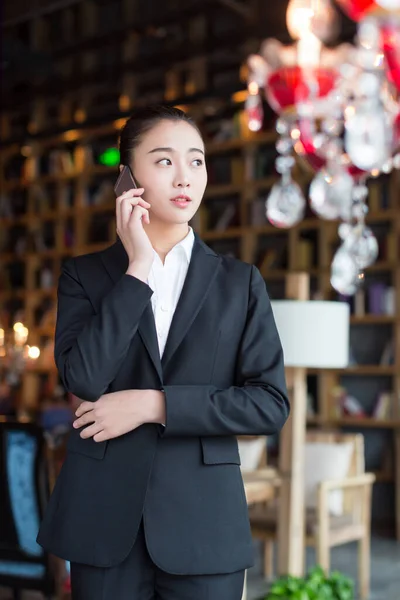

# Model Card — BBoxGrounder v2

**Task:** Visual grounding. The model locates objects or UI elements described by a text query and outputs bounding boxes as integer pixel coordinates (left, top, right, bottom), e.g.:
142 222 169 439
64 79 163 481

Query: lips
170 195 192 209
170 195 192 203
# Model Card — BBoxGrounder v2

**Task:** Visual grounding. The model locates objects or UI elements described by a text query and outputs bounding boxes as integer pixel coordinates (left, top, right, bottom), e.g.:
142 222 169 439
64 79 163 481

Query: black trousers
70 520 245 600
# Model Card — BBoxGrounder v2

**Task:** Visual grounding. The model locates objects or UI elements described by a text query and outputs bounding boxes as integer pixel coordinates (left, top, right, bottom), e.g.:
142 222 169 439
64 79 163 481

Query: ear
119 165 123 172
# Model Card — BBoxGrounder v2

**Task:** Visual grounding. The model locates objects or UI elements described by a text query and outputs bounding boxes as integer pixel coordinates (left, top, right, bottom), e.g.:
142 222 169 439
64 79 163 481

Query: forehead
139 119 204 152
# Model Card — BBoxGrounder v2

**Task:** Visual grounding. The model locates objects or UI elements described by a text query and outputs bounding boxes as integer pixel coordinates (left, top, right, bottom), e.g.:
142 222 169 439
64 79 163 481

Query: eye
157 158 172 166
192 158 204 167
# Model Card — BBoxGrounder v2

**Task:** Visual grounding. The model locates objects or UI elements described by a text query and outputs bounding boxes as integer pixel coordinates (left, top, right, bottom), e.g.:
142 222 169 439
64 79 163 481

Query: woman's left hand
73 389 165 442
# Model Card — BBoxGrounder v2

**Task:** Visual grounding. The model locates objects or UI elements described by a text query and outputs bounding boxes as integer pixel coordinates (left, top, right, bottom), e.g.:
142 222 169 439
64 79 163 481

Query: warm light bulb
63 129 79 142
286 0 338 43
28 346 40 360
74 109 87 123
248 81 259 95
118 94 131 112
114 118 126 130
13 322 28 346
376 0 400 9
287 0 314 40
291 128 301 140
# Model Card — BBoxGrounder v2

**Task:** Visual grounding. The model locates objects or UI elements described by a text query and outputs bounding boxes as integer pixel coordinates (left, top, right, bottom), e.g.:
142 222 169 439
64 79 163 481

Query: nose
175 178 190 189
173 169 190 189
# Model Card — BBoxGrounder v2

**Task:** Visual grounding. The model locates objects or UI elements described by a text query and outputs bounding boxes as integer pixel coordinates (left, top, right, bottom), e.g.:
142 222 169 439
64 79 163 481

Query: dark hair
118 105 202 166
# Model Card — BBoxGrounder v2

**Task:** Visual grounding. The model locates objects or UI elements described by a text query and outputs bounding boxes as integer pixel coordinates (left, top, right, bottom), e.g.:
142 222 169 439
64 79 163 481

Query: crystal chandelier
0 322 40 387
246 0 400 295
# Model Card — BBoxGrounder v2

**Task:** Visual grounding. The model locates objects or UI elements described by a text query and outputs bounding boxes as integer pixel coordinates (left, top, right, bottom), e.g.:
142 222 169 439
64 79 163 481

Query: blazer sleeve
161 265 290 437
54 258 153 401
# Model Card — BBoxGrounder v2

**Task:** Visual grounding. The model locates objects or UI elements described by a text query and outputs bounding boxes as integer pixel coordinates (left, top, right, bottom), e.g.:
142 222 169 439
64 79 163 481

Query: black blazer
37 233 289 575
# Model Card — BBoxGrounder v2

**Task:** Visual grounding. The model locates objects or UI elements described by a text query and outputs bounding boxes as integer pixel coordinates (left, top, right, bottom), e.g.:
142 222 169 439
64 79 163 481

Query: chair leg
316 538 330 574
358 533 371 600
264 540 274 579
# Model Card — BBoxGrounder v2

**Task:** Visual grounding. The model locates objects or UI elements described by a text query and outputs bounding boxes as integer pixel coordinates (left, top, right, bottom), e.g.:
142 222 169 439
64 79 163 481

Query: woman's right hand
116 188 154 275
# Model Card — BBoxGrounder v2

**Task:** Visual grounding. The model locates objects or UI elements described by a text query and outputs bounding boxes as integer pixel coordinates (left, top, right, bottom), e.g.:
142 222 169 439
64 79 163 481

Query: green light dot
99 148 120 166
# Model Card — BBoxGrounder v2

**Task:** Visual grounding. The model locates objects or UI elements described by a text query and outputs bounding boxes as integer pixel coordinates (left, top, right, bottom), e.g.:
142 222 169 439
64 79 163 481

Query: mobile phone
114 165 137 197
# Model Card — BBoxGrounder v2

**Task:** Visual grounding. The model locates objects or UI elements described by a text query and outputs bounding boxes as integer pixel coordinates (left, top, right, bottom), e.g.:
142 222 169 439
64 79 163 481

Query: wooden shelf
307 415 400 430
2 0 400 543
25 364 58 374
2 134 279 193
350 315 396 324
307 366 397 376
2 83 400 541
333 418 400 429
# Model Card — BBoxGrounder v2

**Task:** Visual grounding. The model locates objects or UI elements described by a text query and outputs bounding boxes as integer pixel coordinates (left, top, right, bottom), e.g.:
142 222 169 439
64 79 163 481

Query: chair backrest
306 430 365 476
0 420 54 593
306 430 365 515
237 435 268 471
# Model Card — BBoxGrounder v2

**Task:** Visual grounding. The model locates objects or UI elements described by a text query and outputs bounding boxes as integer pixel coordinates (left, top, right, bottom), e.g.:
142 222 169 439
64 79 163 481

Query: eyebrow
147 147 205 155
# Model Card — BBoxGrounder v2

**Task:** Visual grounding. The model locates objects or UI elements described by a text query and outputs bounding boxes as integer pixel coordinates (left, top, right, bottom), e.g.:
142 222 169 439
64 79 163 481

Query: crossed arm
58 259 289 440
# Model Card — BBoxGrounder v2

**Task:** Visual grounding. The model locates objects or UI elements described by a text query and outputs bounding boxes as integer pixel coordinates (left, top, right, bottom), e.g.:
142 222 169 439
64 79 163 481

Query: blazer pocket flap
201 436 241 465
67 429 107 460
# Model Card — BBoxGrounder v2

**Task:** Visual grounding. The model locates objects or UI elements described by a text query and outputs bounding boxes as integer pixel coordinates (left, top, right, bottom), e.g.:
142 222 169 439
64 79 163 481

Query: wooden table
241 469 281 600
243 468 281 504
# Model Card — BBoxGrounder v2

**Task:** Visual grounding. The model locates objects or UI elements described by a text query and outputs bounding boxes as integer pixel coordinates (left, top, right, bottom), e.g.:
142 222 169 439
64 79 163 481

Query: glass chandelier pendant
309 166 354 220
309 132 354 220
330 181 379 295
266 119 306 228
347 184 379 269
245 0 400 294
330 243 362 295
344 78 392 171
245 81 264 132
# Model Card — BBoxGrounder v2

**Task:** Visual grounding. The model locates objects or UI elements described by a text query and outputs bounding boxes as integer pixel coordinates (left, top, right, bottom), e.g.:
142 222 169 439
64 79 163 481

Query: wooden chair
247 431 376 600
238 435 281 600
237 435 281 583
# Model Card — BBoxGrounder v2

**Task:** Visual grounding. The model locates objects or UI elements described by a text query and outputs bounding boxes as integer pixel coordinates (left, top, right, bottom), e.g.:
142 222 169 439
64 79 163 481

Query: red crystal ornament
265 66 338 114
382 22 400 93
245 92 264 132
297 118 365 179
334 0 376 21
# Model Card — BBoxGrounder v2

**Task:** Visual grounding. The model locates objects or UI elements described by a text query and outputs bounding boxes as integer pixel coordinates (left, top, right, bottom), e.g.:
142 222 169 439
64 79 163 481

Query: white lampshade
271 300 350 368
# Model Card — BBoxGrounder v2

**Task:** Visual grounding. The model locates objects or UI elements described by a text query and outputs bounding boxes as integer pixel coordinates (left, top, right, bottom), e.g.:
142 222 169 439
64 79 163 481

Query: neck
143 222 191 262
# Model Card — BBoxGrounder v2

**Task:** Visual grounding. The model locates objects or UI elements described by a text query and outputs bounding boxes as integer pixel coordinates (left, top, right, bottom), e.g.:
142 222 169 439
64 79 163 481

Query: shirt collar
177 226 195 263
152 227 195 264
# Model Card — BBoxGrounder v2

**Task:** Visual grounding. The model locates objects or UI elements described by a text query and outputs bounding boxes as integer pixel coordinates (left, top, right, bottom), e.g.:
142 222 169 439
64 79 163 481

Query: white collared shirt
147 227 195 357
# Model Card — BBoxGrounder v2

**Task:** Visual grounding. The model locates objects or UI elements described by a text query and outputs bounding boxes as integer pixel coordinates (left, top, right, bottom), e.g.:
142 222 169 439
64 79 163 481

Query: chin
170 216 193 225
163 210 197 225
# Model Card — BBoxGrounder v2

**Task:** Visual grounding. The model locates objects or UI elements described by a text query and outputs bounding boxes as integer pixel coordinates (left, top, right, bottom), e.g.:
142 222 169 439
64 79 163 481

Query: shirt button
160 305 168 312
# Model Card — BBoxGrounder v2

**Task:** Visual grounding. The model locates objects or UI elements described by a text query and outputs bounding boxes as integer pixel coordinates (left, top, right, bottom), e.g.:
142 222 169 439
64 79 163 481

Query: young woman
37 105 290 600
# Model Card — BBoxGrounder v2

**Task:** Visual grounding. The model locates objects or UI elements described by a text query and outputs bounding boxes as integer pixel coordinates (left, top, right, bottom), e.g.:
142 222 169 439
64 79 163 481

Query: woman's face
130 119 207 226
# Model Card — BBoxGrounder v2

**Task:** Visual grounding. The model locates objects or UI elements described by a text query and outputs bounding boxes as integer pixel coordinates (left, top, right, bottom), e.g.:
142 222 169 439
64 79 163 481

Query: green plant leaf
268 585 286 596
295 591 310 600
265 566 355 600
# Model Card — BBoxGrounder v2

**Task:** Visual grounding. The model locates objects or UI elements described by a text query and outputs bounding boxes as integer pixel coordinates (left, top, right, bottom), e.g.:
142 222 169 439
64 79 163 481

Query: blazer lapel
161 235 221 370
99 233 222 379
100 238 163 383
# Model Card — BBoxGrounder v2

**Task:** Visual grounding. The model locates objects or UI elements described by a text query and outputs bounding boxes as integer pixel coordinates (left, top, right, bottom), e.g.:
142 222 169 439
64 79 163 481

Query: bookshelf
2 0 400 537
2 111 400 533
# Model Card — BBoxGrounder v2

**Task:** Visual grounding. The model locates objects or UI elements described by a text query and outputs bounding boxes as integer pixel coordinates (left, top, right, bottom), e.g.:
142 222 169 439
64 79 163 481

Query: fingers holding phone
117 188 149 229
115 170 154 271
